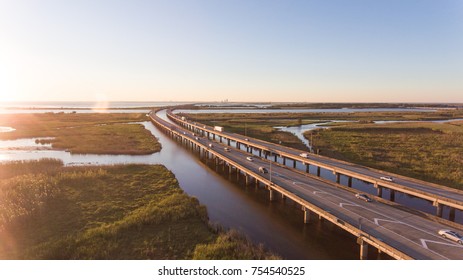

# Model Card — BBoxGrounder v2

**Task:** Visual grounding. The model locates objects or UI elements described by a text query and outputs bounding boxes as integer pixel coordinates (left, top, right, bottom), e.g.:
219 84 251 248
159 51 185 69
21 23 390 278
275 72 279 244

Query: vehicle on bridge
214 126 224 132
355 193 372 202
246 156 254 162
438 229 463 245
224 147 230 152
380 176 394 182
299 153 309 158
208 144 213 148
259 166 268 173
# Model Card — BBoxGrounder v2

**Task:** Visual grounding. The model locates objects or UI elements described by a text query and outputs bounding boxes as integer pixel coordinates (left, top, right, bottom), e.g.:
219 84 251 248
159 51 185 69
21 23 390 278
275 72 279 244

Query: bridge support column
283 157 286 165
245 174 250 186
306 164 310 173
359 240 368 260
317 166 321 177
335 173 340 184
293 160 296 168
348 177 353 187
269 188 276 202
376 186 383 197
274 154 277 161
435 203 443 218
219 136 222 142
304 209 310 224
247 146 250 153
390 190 395 202
259 150 262 157
227 139 230 145
449 208 456 221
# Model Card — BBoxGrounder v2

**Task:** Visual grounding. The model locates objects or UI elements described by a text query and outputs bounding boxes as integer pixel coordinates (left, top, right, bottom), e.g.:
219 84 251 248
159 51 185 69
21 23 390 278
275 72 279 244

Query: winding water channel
0 115 360 259
1 107 461 258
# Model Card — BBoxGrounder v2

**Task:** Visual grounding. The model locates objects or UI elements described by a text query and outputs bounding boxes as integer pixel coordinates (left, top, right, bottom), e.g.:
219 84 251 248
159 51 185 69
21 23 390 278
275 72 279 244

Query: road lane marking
340 202 359 208
289 181 451 259
420 238 463 249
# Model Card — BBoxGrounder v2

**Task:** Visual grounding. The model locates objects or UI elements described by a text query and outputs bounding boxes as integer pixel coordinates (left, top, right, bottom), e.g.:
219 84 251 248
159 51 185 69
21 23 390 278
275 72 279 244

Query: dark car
355 193 372 202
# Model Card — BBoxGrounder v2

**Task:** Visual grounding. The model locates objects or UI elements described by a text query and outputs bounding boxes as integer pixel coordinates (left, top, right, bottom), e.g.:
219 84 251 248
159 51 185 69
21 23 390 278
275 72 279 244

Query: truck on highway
214 126 224 132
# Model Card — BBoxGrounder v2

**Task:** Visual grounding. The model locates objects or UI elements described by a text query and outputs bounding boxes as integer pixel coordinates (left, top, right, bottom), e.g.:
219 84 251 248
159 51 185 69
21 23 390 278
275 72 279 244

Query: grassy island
0 113 160 154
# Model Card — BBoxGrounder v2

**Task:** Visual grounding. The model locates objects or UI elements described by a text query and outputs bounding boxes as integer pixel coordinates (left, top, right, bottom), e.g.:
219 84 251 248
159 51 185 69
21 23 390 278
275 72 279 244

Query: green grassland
306 121 463 189
0 161 278 259
0 113 160 154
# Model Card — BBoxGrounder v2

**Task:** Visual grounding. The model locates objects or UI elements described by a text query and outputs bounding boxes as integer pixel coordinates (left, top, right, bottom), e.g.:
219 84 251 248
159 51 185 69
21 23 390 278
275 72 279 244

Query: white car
246 156 253 162
380 176 394 182
438 229 463 245
299 153 309 158
208 144 213 148
224 147 230 152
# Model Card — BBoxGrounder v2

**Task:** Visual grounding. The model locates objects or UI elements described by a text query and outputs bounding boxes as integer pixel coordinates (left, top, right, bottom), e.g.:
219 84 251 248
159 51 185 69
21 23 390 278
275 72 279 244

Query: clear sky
0 0 462 103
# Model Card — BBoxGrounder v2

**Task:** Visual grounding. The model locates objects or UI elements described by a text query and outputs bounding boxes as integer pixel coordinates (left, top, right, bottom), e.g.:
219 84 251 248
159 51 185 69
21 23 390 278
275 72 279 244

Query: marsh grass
307 121 463 189
0 163 278 259
0 113 160 154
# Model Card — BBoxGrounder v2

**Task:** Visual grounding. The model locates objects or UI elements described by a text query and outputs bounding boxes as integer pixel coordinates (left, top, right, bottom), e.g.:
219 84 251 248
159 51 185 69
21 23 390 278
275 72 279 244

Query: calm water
0 101 190 109
177 108 436 114
276 119 463 149
0 101 189 114
0 127 16 133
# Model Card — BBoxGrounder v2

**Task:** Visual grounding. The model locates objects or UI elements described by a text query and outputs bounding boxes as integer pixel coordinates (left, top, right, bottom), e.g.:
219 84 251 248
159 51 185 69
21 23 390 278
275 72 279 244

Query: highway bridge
150 109 463 260
167 109 463 222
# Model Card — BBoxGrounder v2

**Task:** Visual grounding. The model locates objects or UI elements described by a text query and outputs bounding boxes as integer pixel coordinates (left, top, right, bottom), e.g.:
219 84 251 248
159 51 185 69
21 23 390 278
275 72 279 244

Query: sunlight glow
0 153 11 162
91 93 110 112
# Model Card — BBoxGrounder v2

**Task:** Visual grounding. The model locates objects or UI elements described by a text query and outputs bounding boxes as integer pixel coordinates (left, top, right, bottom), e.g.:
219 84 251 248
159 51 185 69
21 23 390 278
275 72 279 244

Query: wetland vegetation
306 121 463 189
0 160 278 259
0 113 160 154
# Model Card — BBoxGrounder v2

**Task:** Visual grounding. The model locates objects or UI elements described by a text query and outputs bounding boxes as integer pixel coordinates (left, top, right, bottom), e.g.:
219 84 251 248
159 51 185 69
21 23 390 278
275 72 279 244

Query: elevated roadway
150 109 463 260
167 109 463 221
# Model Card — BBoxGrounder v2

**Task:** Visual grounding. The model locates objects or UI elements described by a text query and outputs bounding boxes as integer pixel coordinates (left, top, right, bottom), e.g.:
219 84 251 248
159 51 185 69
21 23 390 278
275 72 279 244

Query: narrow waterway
0 115 364 259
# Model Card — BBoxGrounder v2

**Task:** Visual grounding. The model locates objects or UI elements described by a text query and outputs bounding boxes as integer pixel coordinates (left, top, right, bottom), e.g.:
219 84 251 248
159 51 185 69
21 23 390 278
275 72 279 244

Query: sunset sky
0 0 462 103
